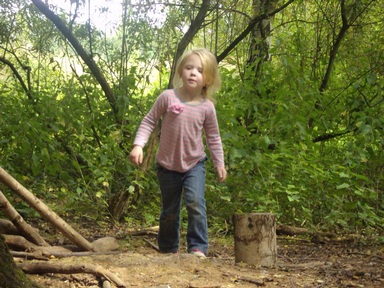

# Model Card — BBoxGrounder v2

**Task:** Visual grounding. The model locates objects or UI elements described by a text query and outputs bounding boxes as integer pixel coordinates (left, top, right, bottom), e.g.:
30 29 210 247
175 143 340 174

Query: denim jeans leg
183 160 208 254
157 165 183 253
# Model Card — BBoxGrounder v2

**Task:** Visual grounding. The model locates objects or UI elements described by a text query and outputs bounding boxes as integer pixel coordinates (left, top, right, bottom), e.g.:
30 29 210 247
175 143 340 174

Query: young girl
130 48 227 258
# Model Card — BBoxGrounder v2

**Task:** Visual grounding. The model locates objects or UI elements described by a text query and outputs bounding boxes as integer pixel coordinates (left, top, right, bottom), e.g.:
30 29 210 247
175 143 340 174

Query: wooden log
0 167 94 251
0 190 50 246
276 224 309 236
10 251 49 261
10 249 120 260
3 234 71 254
3 234 38 251
233 213 277 267
18 262 127 288
0 219 19 235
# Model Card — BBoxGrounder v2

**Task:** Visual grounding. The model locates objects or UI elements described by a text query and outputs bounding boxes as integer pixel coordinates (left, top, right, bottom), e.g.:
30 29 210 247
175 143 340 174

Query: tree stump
233 213 277 267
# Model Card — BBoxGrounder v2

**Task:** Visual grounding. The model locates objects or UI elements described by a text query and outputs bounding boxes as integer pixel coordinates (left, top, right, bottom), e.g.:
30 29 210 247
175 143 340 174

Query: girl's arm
130 93 167 166
204 105 227 181
133 93 167 147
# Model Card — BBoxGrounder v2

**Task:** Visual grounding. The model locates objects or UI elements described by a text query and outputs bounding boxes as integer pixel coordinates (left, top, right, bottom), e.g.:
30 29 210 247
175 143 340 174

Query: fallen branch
128 230 158 237
43 250 121 258
277 224 335 244
11 251 49 261
10 250 121 260
0 190 50 246
278 261 330 269
0 218 19 235
19 262 127 288
223 272 264 286
276 225 310 236
3 234 71 254
118 226 159 238
278 236 311 243
6 235 120 262
143 238 159 252
189 284 221 288
3 234 39 251
276 225 369 245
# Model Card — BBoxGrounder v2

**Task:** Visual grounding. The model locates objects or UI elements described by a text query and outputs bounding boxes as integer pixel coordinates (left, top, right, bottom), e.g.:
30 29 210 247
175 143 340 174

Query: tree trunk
246 0 276 78
0 234 43 288
319 0 351 93
217 0 294 63
167 0 211 87
233 213 277 267
31 0 118 120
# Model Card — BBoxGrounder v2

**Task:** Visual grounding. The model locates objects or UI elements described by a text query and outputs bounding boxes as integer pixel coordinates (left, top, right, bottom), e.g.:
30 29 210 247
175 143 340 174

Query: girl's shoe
190 249 206 258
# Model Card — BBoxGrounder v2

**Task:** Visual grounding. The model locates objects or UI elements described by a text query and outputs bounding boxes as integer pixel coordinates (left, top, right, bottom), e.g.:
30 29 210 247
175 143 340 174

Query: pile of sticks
0 167 126 288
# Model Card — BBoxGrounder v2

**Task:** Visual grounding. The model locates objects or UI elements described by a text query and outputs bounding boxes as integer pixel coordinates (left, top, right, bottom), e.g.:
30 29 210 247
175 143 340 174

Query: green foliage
0 0 383 234
207 33 383 233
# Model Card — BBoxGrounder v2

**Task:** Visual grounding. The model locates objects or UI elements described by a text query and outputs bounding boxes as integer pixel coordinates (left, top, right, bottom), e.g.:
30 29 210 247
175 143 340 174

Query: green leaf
128 185 135 194
336 183 350 190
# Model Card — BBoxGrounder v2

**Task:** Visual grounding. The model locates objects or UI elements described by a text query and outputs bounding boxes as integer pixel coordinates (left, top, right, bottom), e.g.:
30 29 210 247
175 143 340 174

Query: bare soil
21 222 384 288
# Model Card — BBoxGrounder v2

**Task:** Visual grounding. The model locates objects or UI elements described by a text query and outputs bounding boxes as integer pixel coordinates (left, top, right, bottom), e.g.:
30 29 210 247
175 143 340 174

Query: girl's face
180 54 205 93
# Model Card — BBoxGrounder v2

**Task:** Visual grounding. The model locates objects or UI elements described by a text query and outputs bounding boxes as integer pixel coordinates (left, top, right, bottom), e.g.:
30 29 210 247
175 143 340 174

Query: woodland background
0 0 383 240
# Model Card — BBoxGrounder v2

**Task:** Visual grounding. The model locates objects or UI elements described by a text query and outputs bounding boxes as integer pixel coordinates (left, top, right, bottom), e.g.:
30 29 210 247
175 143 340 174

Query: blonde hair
172 48 221 101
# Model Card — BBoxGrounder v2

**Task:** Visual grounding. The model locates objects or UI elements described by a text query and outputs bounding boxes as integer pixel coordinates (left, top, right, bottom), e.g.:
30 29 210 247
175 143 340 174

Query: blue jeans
156 158 208 254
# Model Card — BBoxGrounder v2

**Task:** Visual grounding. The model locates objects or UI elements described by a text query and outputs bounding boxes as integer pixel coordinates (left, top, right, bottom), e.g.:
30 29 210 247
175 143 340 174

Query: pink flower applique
169 103 185 114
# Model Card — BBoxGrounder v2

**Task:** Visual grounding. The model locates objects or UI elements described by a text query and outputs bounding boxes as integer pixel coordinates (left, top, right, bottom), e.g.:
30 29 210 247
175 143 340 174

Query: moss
0 235 43 288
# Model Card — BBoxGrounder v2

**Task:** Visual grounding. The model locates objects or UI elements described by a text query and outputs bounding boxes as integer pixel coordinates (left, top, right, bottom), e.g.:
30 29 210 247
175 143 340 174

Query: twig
143 238 159 252
189 284 221 288
223 272 264 286
44 250 121 258
128 231 158 237
11 251 49 261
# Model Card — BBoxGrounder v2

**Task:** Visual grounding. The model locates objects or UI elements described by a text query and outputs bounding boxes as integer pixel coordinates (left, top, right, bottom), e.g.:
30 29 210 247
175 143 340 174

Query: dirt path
26 235 383 288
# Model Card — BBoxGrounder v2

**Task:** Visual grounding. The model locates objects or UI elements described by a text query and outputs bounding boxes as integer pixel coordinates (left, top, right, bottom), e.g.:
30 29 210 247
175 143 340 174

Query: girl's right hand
216 166 227 182
130 146 143 166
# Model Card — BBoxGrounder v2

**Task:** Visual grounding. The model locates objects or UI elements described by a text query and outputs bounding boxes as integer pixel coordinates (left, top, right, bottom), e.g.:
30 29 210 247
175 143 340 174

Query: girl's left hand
216 167 227 182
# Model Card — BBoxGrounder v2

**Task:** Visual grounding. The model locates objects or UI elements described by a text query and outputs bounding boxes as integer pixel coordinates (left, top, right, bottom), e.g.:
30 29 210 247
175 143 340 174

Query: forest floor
20 220 384 288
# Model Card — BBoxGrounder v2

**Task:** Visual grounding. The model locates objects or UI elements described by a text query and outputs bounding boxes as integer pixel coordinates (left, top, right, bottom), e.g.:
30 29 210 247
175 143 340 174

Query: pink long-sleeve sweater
133 89 225 173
